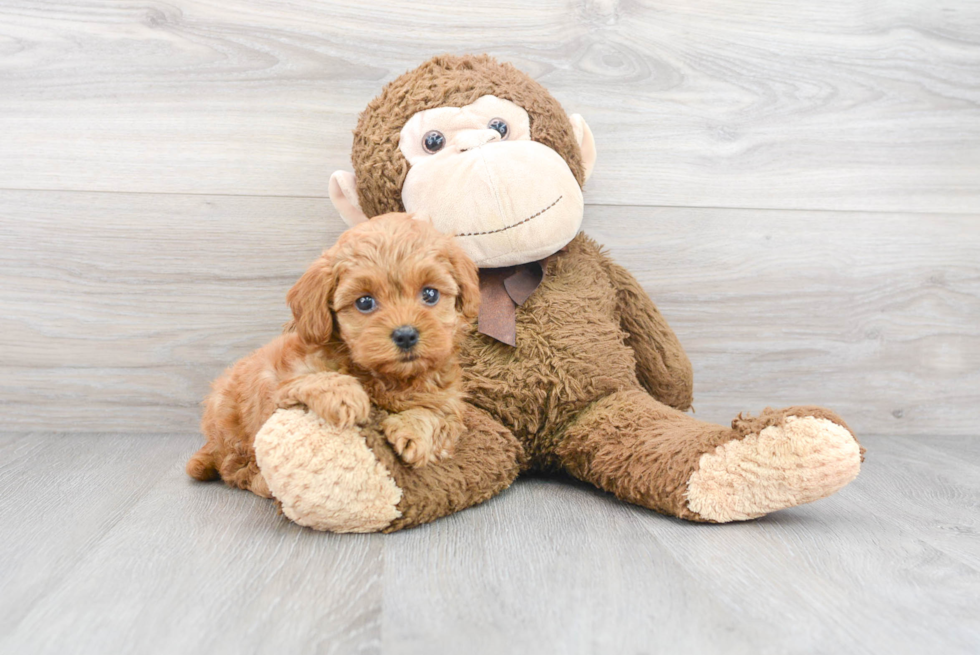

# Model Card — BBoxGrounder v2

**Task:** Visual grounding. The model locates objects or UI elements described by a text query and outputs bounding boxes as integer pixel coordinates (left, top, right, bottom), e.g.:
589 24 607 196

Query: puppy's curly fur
186 213 480 497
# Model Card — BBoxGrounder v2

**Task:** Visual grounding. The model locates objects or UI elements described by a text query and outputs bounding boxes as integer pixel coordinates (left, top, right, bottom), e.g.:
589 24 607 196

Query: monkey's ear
286 254 336 345
329 170 369 227
568 114 597 183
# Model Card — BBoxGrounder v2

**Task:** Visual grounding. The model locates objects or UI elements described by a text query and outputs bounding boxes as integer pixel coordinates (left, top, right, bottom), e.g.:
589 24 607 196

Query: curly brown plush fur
459 233 695 468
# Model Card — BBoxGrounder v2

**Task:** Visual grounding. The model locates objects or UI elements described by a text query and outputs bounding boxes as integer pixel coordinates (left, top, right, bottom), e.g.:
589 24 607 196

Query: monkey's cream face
397 96 585 268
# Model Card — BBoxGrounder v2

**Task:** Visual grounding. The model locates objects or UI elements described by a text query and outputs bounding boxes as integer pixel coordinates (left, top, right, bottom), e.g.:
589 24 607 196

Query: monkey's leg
255 404 524 533
555 389 863 522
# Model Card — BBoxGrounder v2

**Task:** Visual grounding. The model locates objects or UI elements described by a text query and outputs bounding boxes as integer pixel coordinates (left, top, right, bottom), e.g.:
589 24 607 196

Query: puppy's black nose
391 326 420 351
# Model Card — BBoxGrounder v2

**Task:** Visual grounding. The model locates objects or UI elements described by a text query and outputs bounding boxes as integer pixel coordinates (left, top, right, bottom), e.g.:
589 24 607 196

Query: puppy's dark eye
422 131 445 154
487 118 508 139
420 288 440 306
355 296 377 313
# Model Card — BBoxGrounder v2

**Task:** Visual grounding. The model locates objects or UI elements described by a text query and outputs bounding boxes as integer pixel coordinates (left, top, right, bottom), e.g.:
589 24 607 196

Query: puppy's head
287 213 479 379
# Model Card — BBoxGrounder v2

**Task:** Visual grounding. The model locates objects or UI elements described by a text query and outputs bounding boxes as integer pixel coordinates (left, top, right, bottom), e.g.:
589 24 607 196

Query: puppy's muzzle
391 325 420 351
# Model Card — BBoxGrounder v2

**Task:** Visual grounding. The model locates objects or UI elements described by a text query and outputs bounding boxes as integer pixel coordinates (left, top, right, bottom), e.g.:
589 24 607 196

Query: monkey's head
329 54 597 268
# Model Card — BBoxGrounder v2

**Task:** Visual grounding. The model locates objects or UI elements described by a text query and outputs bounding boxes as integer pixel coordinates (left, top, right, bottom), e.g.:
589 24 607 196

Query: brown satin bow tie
477 253 558 346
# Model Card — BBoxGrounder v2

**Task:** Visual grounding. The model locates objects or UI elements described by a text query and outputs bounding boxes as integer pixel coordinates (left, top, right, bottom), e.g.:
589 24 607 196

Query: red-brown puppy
187 213 480 497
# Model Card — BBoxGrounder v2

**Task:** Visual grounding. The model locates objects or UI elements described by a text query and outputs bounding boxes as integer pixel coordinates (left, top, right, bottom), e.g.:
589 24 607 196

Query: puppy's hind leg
187 441 271 498
217 444 273 499
186 444 219 481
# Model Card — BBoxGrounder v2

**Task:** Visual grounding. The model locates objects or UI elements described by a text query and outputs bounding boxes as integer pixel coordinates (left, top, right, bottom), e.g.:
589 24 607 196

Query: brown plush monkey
250 55 863 532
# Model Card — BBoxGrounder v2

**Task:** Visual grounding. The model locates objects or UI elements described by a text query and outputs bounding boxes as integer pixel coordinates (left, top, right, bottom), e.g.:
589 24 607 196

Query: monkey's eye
422 131 445 154
420 287 440 306
355 296 377 313
487 118 508 139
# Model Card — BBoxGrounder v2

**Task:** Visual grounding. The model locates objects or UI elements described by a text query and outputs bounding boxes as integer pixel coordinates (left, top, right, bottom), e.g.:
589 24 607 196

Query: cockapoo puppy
186 213 480 498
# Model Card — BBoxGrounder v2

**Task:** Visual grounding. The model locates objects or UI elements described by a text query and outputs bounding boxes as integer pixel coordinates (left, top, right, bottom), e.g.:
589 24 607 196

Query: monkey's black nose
391 326 420 351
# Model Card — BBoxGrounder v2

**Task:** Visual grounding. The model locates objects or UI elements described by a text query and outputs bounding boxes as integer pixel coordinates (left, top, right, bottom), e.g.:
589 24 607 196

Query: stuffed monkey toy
249 54 863 532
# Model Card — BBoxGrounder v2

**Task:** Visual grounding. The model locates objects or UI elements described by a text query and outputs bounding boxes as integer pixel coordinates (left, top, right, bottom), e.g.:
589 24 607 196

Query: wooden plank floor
0 433 977 654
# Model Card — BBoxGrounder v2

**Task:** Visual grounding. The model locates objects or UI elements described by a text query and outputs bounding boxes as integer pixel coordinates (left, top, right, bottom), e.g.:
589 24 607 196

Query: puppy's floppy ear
445 238 481 322
286 252 337 345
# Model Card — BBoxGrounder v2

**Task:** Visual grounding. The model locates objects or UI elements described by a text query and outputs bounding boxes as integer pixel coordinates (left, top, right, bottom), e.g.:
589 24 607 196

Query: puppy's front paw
382 412 438 467
277 373 372 429
312 378 372 429
321 388 372 429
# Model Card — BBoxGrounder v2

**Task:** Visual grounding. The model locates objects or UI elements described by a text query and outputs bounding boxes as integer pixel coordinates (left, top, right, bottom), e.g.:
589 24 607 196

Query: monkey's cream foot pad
254 407 402 533
685 416 862 522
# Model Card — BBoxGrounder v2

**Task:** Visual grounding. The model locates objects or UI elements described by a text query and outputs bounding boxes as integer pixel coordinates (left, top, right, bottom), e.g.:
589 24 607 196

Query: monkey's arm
602 258 694 411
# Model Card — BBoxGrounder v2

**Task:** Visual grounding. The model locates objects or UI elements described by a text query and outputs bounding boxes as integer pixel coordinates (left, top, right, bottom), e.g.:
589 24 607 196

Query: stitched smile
455 196 563 238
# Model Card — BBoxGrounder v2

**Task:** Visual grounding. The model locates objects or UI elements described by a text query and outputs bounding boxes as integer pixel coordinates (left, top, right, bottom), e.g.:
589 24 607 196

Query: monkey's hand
276 372 371 429
601 256 694 411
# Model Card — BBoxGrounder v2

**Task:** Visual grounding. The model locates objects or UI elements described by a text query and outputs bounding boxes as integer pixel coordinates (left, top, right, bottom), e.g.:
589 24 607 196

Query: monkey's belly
460 282 640 465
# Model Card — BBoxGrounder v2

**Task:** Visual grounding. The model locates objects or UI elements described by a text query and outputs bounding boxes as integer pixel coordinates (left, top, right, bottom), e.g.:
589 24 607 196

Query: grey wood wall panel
2 433 978 654
588 207 980 433
2 190 976 436
1 0 979 212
